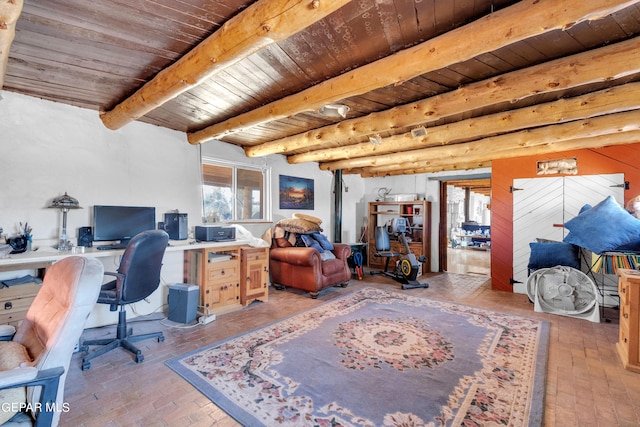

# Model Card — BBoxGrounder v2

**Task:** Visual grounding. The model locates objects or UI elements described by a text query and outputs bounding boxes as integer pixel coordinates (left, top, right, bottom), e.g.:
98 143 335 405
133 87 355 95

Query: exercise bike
371 219 429 290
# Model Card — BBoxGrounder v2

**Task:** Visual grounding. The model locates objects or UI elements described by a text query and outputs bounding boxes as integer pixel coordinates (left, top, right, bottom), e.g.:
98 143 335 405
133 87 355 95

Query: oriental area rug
166 288 548 427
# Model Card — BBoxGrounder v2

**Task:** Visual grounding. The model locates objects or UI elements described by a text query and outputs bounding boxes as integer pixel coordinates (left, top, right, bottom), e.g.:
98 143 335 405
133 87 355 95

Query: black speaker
78 226 93 247
164 213 188 240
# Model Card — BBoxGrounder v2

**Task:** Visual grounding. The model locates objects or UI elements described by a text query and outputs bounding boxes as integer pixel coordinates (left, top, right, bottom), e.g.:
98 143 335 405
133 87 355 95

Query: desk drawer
0 308 29 325
206 261 239 282
0 283 41 299
0 283 41 326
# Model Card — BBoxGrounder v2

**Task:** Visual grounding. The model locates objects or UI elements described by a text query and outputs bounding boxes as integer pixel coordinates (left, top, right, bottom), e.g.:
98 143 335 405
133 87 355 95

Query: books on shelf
592 252 640 274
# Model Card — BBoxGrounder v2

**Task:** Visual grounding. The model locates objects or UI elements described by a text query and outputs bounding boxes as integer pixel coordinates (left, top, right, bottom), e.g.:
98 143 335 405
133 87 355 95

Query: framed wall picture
279 175 314 210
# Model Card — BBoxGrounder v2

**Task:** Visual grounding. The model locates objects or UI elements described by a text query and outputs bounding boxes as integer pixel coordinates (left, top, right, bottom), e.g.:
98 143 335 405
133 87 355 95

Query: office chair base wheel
82 361 91 371
136 354 144 363
158 335 165 343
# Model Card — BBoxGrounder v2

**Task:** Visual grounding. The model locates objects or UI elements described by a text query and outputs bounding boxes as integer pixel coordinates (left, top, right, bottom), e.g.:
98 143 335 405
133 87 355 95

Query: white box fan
527 265 600 323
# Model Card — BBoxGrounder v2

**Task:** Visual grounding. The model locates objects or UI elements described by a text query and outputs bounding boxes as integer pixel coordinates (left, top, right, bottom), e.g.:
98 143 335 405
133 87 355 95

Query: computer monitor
93 205 156 248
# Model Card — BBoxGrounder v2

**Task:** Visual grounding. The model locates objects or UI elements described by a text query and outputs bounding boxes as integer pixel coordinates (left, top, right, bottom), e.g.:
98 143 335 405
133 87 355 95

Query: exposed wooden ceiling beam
354 161 494 177
249 37 640 159
99 0 351 130
356 130 640 177
287 82 640 165
324 109 640 173
447 179 491 187
188 0 640 144
447 179 492 197
0 0 23 89
359 130 640 177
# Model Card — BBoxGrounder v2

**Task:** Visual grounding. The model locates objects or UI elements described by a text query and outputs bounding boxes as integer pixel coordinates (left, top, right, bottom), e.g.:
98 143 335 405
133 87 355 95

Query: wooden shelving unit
367 200 431 272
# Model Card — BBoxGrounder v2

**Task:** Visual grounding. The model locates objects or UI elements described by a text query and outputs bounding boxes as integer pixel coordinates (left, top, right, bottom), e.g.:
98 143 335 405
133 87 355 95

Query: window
202 160 270 222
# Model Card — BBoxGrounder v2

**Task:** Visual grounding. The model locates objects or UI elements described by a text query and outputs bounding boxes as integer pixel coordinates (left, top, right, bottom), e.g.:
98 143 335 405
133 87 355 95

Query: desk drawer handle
4 302 12 310
624 313 629 319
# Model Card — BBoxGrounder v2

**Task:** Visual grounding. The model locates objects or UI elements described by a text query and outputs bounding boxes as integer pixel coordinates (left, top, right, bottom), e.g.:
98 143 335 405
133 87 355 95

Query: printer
195 225 236 242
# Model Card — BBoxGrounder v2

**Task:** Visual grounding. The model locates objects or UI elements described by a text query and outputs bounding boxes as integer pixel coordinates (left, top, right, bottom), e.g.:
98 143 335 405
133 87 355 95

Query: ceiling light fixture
318 104 350 118
411 126 427 138
369 134 383 145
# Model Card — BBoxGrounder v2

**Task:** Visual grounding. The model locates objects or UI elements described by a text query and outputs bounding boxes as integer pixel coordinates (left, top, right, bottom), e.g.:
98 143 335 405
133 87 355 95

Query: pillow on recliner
277 218 322 234
564 196 640 254
0 341 31 424
528 241 580 270
311 232 334 251
300 234 324 252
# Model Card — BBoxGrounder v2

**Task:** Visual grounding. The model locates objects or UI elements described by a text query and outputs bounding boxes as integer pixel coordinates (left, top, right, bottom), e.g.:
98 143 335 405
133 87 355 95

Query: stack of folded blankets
264 214 336 260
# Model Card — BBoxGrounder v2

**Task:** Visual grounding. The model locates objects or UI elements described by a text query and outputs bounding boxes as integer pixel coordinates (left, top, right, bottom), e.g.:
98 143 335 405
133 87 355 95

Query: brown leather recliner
269 240 351 298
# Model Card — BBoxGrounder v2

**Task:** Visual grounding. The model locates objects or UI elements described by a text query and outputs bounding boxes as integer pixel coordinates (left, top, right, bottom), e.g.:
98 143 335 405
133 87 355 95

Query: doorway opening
439 178 491 276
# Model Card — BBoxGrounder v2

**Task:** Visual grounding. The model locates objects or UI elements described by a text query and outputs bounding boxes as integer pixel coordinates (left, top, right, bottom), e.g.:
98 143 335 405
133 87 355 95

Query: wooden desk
0 239 263 327
0 239 254 269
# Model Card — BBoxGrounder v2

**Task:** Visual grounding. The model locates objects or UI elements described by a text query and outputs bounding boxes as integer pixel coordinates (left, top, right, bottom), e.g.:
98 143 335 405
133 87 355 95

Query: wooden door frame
437 175 492 273
439 182 448 272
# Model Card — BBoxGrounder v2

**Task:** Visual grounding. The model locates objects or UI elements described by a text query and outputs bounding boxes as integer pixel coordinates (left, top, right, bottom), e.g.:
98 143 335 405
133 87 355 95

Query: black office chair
81 230 169 370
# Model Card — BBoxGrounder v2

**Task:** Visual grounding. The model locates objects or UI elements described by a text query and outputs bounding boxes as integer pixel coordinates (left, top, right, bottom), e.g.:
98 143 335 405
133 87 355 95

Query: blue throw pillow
563 196 640 254
311 232 334 251
528 241 580 270
300 234 323 252
615 237 640 252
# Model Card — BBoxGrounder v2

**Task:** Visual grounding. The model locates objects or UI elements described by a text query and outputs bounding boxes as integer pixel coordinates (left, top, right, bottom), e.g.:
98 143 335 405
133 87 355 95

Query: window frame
201 158 271 223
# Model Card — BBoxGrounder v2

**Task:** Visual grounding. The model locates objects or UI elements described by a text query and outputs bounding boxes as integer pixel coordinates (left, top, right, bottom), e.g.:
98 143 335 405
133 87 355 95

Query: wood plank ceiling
3 0 640 177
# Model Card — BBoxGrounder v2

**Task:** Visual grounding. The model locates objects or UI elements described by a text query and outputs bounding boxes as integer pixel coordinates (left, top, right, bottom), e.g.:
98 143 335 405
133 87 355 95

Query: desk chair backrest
116 230 169 305
13 256 104 426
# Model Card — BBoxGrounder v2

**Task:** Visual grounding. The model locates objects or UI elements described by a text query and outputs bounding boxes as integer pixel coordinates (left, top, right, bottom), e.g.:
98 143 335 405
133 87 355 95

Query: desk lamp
48 192 82 251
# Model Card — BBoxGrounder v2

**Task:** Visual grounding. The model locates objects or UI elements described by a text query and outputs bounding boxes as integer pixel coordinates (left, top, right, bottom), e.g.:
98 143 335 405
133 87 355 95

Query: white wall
0 92 203 326
1 91 203 243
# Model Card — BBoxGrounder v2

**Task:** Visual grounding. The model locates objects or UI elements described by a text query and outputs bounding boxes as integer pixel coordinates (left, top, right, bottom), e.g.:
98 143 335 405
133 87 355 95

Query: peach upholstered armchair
0 256 104 427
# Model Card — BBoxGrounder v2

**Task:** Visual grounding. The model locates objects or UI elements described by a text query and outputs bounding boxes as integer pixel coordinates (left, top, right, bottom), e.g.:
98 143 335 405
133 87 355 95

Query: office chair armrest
0 366 63 389
0 366 38 387
104 272 125 280
0 367 64 427
103 271 125 292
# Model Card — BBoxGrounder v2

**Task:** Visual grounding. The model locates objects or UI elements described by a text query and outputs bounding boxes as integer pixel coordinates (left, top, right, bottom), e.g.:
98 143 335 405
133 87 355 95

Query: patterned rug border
166 287 549 426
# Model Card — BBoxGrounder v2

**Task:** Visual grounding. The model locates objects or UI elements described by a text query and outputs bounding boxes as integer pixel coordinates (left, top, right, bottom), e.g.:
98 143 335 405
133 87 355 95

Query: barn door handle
610 181 629 190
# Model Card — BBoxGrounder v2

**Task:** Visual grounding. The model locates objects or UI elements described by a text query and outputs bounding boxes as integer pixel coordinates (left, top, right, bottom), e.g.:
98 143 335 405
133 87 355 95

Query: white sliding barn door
512 173 624 294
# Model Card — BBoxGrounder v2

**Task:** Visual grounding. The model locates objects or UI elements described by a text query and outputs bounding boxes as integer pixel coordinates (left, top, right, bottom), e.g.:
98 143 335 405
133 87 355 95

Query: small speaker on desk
164 213 188 240
78 226 93 248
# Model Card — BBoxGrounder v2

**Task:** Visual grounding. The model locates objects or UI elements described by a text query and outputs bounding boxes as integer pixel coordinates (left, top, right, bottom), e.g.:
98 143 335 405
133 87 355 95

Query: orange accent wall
491 143 640 292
